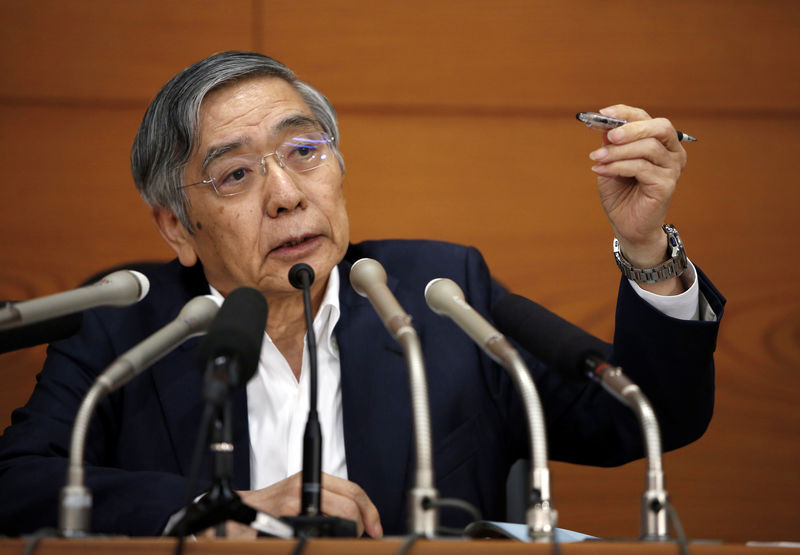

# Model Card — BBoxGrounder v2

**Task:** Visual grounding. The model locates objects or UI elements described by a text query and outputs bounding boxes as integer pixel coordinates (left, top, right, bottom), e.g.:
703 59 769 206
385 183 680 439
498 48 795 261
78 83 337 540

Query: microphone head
176 295 221 334
424 278 465 316
197 287 268 389
288 263 315 290
349 258 387 298
491 293 607 382
98 270 151 306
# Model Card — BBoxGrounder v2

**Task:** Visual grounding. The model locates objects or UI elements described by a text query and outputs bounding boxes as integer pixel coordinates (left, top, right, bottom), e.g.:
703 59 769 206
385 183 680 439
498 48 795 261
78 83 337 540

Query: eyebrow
199 114 322 172
274 114 321 135
201 137 252 172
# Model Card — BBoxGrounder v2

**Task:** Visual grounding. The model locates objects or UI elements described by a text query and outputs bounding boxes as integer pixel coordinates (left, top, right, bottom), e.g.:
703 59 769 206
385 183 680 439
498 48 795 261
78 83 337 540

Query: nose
262 156 308 217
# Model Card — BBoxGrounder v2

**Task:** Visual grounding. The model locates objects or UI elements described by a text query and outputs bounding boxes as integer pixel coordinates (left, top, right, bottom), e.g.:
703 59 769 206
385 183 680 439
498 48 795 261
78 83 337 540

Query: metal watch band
613 224 688 284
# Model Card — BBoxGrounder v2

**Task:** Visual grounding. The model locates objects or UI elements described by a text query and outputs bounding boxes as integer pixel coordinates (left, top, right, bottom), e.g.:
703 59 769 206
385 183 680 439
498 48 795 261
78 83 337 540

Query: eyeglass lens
205 132 331 196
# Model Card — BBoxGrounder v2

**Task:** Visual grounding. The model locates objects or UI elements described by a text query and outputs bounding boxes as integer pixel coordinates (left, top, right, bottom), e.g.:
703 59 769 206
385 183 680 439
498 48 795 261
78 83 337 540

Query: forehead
197 76 315 147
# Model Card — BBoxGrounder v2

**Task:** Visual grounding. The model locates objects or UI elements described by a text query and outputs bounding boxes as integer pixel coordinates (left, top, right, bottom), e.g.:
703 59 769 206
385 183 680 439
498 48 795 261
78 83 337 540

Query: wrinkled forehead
193 76 320 161
201 77 315 131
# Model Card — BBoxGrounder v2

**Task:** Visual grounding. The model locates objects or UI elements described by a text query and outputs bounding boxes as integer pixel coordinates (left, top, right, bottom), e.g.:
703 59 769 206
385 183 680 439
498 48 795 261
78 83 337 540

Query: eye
295 146 313 157
209 156 260 195
288 143 317 162
223 167 249 183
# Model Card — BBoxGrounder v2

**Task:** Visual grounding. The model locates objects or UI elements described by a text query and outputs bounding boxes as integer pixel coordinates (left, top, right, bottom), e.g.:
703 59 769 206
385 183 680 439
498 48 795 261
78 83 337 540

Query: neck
265 275 328 380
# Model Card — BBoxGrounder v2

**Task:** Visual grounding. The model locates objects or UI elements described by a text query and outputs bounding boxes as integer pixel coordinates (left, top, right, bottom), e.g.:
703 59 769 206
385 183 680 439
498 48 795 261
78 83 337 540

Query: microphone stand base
280 515 358 538
169 481 292 538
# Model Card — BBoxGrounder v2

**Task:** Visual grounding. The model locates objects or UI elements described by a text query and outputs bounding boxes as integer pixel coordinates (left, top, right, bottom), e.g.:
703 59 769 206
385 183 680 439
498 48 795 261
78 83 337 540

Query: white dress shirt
211 267 348 491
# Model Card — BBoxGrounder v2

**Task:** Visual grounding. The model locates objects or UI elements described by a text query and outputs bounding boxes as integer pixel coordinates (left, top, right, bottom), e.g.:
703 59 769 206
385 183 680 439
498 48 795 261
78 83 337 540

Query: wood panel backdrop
1 0 798 543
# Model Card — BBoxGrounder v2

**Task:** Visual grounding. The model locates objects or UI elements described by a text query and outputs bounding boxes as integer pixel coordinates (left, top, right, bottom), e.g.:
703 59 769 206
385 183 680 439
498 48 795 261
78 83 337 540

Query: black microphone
288 263 322 517
490 293 610 382
284 262 356 538
172 288 294 540
0 310 83 354
491 293 672 540
198 287 267 405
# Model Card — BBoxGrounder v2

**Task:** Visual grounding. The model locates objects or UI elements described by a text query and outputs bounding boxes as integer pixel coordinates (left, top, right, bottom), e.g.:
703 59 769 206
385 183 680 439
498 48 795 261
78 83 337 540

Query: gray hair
131 51 344 230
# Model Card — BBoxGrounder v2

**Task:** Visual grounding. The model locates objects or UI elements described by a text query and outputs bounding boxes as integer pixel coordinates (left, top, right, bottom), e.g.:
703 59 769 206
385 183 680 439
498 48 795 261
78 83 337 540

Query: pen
576 112 697 143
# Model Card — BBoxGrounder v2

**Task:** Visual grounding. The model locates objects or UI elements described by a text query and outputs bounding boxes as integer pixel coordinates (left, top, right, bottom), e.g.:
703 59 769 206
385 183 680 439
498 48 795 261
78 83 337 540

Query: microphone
349 258 439 537
59 294 220 537
491 293 670 540
197 287 267 405
287 263 323 517
424 279 556 541
280 263 356 538
0 311 83 354
173 288 288 540
0 270 149 331
490 293 609 384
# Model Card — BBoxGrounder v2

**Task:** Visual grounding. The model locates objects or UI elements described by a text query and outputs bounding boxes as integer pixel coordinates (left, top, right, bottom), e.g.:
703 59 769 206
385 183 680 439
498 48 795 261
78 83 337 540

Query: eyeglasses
182 132 335 197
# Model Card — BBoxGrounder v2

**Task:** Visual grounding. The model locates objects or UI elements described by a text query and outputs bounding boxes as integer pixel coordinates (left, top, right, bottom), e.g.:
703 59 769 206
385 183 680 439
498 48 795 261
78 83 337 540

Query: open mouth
271 235 320 255
280 236 312 248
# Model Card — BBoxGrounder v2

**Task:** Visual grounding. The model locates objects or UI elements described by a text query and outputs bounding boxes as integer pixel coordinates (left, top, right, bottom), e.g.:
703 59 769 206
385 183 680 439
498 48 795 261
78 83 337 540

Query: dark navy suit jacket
0 240 725 536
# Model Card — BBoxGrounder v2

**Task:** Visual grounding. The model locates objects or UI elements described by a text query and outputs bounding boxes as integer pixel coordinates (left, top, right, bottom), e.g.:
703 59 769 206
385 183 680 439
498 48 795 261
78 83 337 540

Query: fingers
321 473 383 538
592 158 678 191
590 136 683 187
239 472 302 516
599 105 685 153
591 136 675 169
238 472 383 539
197 521 258 539
600 104 651 122
612 119 685 160
589 109 687 186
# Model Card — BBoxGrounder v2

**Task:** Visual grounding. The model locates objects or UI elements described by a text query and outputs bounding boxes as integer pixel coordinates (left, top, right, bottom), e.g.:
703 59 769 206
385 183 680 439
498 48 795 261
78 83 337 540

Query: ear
151 207 198 267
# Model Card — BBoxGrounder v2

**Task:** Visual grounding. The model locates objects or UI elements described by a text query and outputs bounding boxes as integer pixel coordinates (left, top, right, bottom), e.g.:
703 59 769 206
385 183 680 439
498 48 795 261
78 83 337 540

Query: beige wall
1 0 798 542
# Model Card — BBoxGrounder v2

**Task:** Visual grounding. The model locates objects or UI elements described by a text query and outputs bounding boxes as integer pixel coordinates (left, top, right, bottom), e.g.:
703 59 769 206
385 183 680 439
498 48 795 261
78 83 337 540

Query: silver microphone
424 278 557 541
349 258 439 537
0 270 150 330
59 294 220 537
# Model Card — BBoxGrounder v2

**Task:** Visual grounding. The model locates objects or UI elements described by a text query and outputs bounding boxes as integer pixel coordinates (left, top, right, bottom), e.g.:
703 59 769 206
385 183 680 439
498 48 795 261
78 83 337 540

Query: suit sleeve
468 247 725 467
0 308 196 536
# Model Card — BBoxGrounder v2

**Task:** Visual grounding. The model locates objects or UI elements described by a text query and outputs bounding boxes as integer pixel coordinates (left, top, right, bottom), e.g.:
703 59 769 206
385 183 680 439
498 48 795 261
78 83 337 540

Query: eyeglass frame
180 131 336 198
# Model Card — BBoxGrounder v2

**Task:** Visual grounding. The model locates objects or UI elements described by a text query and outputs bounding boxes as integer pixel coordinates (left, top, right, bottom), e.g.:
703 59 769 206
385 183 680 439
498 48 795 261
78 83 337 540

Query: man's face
170 76 349 299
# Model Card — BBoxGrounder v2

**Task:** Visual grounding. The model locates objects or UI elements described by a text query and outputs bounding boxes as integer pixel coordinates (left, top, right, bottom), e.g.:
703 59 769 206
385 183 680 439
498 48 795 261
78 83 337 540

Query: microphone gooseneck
59 294 220 537
350 258 439 538
491 293 670 540
424 278 556 541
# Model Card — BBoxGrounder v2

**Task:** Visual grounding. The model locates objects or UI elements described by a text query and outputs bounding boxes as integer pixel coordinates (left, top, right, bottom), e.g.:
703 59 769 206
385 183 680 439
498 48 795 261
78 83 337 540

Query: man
0 51 724 537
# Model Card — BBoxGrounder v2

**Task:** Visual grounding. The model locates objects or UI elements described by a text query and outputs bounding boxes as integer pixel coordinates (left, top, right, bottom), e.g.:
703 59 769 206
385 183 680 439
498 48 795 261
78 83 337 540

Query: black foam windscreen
197 287 267 388
0 310 83 354
288 263 315 290
491 293 608 382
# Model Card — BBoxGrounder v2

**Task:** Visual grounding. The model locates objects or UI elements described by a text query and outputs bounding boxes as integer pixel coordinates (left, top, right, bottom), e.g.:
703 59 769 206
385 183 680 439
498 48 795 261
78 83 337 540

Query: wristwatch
613 224 687 284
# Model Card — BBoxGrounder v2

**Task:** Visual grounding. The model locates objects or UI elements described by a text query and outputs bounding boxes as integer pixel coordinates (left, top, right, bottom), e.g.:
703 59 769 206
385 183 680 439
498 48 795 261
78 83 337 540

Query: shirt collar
313 266 341 357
